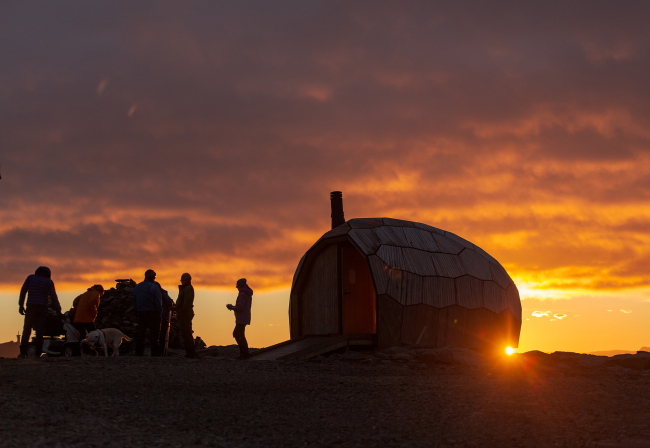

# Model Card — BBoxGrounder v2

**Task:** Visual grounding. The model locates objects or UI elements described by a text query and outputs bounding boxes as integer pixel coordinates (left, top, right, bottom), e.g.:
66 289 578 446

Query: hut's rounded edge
289 219 522 353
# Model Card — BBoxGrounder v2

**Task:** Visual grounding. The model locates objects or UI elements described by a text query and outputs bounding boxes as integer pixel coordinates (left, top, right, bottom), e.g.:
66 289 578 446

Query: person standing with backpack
131 269 163 356
18 266 61 358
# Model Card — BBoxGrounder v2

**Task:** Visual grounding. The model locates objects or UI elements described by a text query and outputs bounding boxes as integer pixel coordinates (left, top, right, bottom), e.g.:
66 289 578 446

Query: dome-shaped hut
289 192 522 353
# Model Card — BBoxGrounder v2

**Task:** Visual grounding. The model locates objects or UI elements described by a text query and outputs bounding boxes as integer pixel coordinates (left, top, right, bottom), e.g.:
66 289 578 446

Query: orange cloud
1 2 650 303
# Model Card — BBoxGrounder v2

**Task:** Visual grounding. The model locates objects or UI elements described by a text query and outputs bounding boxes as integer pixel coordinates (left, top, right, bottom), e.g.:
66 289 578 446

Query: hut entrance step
250 334 376 361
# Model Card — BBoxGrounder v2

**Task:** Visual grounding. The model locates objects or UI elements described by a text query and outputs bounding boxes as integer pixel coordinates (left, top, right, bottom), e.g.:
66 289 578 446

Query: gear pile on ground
94 279 185 350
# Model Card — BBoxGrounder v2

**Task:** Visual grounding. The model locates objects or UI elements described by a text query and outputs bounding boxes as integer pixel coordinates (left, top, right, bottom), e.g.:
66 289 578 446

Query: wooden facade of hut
288 192 522 352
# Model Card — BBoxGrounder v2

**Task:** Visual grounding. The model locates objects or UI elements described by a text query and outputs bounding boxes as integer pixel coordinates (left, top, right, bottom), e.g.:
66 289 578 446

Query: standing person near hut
175 273 198 359
155 282 174 356
71 285 104 339
131 269 163 356
227 278 253 360
18 266 61 358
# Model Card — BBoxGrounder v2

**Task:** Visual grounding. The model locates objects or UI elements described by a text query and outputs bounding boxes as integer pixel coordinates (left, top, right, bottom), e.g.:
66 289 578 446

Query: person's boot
236 347 250 360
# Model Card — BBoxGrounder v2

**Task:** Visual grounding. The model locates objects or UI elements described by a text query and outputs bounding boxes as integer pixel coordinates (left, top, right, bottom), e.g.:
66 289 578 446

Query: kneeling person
71 284 104 339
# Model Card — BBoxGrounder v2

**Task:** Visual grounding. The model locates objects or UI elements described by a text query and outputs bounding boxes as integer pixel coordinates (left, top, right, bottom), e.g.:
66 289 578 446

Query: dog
81 328 132 357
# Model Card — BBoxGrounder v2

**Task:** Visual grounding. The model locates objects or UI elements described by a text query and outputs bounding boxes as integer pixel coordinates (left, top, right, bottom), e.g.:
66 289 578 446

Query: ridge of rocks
95 279 185 350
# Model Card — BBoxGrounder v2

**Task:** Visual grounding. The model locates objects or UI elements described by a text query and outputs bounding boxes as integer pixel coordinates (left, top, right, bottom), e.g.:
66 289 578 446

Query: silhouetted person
227 278 253 360
18 266 61 358
156 282 174 355
71 285 104 339
175 273 198 358
132 269 163 356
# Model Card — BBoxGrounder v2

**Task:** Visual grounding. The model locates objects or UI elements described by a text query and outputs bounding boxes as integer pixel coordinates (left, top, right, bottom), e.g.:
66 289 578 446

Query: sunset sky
1 2 649 353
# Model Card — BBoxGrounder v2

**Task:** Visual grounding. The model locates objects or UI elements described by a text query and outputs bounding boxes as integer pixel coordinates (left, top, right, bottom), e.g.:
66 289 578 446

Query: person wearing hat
18 266 61 358
71 284 104 339
227 278 253 360
131 269 163 356
175 273 198 358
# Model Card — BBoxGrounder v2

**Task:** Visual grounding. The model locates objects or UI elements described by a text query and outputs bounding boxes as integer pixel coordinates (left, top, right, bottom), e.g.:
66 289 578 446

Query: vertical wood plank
433 234 465 254
430 253 467 278
386 267 404 305
459 249 492 280
376 245 406 270
349 228 381 254
403 227 440 252
455 275 484 309
368 255 390 295
290 294 299 338
506 283 522 322
490 262 513 289
377 294 404 349
402 248 437 276
300 244 338 335
422 277 456 308
402 272 423 306
483 281 508 314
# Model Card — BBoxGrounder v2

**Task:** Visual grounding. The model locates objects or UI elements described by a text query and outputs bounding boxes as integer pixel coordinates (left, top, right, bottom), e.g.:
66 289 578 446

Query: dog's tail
119 331 132 342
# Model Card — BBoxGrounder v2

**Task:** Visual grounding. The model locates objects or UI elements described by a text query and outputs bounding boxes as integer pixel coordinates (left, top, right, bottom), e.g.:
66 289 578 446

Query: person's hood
87 285 104 294
35 266 51 278
239 284 253 296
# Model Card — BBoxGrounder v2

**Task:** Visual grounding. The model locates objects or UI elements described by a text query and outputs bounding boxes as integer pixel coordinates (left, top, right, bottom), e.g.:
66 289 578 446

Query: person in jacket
131 269 163 356
175 273 198 358
18 266 61 358
226 278 253 360
71 285 104 339
156 282 174 356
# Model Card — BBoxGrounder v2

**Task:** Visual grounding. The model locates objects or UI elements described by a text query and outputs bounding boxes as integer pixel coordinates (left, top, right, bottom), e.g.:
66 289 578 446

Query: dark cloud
1 2 650 289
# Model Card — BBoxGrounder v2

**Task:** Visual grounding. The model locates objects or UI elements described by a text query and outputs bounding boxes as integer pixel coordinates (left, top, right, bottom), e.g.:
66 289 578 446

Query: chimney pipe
330 191 345 229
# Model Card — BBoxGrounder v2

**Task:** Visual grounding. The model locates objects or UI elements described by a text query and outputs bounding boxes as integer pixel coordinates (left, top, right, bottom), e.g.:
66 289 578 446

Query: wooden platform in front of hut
250 334 376 361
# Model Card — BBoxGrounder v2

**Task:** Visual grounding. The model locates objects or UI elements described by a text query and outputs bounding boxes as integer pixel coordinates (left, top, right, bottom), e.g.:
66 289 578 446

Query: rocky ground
2 347 650 447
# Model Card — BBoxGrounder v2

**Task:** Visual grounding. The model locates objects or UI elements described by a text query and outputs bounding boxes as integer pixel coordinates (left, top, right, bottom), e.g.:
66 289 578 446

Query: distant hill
588 347 650 357
0 341 20 358
588 350 634 357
